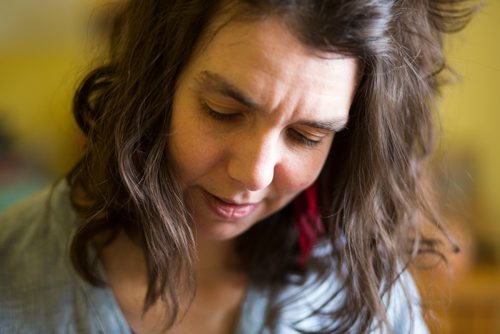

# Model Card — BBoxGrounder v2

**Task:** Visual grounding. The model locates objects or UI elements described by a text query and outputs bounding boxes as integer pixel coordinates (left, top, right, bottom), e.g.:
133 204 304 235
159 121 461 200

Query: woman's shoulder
0 179 75 261
272 242 429 333
383 271 429 334
0 181 77 328
0 180 130 333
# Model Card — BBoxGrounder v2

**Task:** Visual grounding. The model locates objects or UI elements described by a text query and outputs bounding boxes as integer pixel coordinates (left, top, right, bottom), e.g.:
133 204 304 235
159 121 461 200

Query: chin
195 219 255 241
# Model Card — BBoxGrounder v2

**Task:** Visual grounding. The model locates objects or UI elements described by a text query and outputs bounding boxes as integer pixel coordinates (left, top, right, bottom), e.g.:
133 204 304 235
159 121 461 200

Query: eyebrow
195 70 348 133
196 71 260 110
296 119 348 133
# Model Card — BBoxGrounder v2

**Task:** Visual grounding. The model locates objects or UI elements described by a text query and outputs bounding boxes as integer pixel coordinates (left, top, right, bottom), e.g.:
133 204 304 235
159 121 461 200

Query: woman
0 0 475 333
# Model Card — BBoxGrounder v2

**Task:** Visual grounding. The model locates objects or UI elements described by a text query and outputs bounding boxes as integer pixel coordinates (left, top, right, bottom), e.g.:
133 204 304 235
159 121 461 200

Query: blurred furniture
448 267 500 334
421 266 500 334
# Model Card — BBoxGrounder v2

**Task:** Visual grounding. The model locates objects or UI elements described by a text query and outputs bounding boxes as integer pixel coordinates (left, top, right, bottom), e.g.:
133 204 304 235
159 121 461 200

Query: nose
227 133 278 191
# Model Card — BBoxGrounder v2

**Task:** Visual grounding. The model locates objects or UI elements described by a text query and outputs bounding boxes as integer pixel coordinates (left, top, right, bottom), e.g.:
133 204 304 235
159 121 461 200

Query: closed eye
200 101 240 121
286 128 323 147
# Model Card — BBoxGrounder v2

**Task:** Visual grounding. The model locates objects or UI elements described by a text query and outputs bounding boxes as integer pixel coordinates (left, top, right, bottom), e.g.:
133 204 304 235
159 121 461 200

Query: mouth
202 190 258 221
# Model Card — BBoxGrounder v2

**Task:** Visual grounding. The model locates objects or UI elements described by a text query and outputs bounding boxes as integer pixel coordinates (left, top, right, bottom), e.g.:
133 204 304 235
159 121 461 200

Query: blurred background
0 0 499 332
0 0 109 208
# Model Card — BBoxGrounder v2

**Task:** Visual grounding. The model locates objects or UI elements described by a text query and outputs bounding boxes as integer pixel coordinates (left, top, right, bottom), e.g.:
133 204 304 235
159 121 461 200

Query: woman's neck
195 236 243 277
98 229 248 333
99 229 245 287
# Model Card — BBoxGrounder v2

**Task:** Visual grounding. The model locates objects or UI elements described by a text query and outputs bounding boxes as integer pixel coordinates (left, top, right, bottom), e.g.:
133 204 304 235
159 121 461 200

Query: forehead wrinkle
291 93 349 129
195 71 261 111
199 19 350 114
195 69 349 131
251 58 356 123
190 19 356 132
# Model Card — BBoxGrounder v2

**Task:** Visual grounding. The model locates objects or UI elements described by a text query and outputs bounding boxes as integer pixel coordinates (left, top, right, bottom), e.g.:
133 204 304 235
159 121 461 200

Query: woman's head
70 0 475 331
71 0 403 243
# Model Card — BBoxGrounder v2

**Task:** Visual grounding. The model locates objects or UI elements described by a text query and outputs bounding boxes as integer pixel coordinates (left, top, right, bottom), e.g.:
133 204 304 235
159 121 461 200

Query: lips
202 190 258 221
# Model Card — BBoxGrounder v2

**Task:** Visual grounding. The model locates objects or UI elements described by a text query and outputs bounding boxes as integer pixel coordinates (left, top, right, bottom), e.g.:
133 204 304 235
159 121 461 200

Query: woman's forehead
178 18 359 125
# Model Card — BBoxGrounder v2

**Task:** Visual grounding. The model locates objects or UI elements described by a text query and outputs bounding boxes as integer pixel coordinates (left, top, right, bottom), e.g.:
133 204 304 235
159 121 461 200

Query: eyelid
286 128 323 147
293 126 331 140
200 101 240 121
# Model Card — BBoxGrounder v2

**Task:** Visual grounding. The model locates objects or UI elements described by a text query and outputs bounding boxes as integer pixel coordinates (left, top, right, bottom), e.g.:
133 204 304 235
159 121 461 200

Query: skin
101 17 359 334
170 18 359 242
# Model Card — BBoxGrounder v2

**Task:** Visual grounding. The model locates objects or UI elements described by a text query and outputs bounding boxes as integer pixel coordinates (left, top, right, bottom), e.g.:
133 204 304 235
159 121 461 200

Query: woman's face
169 18 359 240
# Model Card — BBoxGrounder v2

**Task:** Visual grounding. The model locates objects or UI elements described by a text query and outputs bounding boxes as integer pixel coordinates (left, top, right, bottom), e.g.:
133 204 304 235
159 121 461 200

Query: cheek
170 135 204 183
169 114 202 182
275 148 331 195
169 115 224 185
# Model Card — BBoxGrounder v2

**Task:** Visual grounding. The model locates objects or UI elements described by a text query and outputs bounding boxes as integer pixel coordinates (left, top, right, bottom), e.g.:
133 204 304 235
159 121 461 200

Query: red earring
293 182 324 266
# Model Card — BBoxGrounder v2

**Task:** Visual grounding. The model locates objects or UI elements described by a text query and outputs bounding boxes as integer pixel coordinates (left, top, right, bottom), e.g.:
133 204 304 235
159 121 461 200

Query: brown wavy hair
69 0 476 332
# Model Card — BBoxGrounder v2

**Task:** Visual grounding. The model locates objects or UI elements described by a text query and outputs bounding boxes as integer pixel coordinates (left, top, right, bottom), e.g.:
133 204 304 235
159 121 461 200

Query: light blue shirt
0 181 428 333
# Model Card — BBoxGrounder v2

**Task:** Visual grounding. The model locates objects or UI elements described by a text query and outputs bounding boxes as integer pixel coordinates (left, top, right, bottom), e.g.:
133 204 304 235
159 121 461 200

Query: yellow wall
440 1 500 246
0 52 85 174
0 1 102 175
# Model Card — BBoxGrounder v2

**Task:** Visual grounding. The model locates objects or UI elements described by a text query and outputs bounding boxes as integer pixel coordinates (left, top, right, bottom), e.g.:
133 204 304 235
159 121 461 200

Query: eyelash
200 101 322 147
